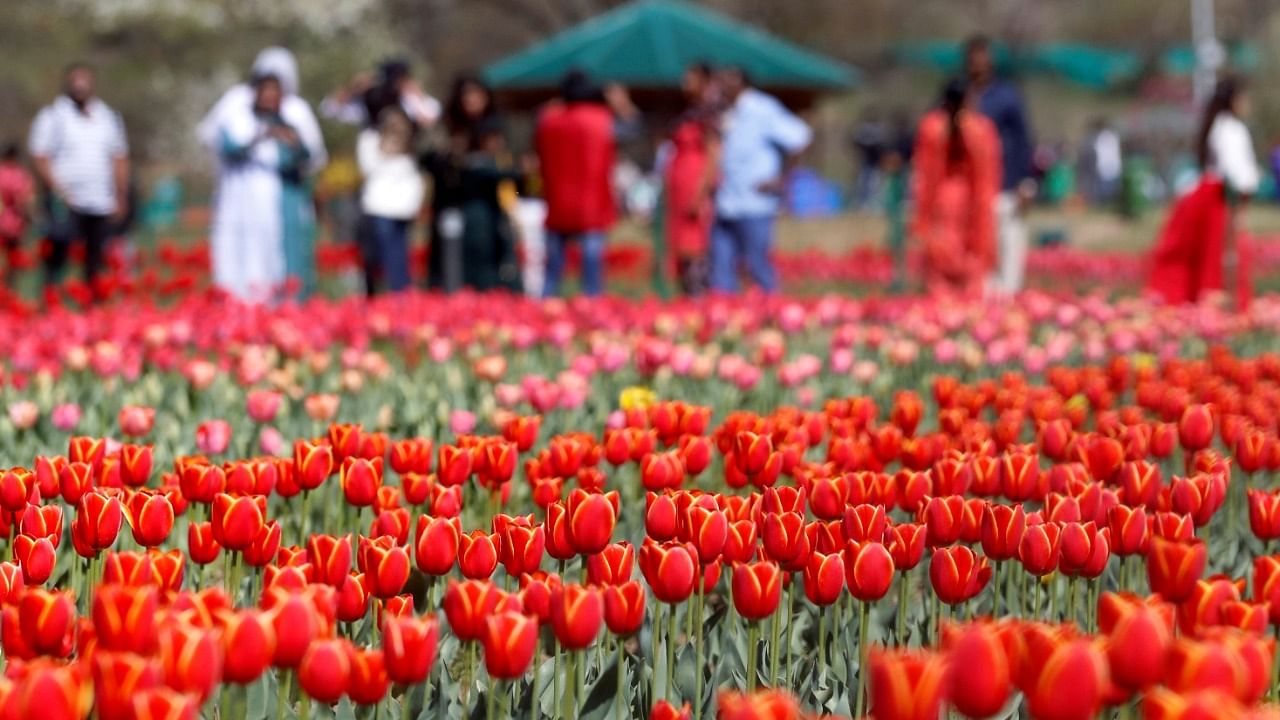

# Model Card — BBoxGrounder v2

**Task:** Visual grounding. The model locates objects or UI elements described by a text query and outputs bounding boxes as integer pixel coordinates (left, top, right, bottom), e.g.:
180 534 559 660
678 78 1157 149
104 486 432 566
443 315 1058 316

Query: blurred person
198 48 327 303
358 106 423 295
882 109 915 292
0 143 35 285
28 63 130 301
1148 75 1258 309
664 63 720 296
710 66 811 293
423 75 522 293
321 59 441 130
535 70 639 297
514 152 547 298
850 109 887 210
965 35 1034 296
1079 117 1122 206
315 154 362 244
911 79 1000 297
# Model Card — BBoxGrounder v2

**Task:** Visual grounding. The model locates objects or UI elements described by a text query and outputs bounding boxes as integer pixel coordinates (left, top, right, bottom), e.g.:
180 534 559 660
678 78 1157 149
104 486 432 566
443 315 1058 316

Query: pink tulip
51 403 81 432
246 390 283 424
450 410 476 436
7 401 38 431
196 419 232 455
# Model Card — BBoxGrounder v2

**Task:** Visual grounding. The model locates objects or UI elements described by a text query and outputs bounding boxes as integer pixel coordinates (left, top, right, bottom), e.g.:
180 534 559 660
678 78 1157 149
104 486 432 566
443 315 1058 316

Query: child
0 144 34 286
357 105 423 294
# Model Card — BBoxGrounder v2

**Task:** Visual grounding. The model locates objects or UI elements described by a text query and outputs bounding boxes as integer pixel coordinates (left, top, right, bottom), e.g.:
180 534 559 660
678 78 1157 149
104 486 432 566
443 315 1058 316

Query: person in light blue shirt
710 67 812 292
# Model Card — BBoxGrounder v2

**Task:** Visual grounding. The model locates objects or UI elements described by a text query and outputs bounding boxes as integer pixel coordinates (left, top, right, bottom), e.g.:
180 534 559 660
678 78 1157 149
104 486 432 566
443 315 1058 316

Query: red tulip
1178 404 1215 452
442 579 502 642
930 545 991 605
382 613 440 685
1023 637 1108 720
980 503 1026 561
131 687 201 720
550 583 603 650
307 534 353 587
362 540 411 600
346 647 390 706
126 490 174 547
603 580 646 636
482 611 538 679
886 522 927 571
803 551 844 606
731 560 782 620
458 530 499 579
639 540 697 604
217 609 275 684
293 441 334 491
211 493 265 551
944 622 1012 718
844 540 894 602
1147 536 1207 603
1107 505 1150 557
93 584 158 654
587 542 635 586
13 535 55 585
187 522 221 565
19 588 76 656
867 647 947 720
268 589 322 668
299 638 352 704
400 510 452 568
158 621 223 702
645 492 680 541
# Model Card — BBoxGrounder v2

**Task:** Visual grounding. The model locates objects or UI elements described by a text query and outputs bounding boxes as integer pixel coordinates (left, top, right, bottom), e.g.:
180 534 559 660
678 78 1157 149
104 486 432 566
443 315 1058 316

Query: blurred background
6 0 1280 295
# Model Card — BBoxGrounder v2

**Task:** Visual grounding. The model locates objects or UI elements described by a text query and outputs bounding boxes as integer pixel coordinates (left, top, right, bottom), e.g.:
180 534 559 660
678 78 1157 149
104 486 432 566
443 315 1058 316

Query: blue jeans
709 215 777 292
369 215 411 293
544 230 604 297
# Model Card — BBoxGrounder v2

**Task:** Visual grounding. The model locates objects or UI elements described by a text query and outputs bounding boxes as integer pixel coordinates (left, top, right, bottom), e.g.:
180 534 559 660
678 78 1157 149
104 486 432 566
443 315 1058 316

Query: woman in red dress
1148 75 1258 309
911 79 1001 297
665 64 720 295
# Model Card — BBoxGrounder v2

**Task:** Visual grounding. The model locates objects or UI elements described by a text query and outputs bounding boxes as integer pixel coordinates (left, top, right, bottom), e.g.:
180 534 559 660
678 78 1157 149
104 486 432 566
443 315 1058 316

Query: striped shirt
28 96 128 216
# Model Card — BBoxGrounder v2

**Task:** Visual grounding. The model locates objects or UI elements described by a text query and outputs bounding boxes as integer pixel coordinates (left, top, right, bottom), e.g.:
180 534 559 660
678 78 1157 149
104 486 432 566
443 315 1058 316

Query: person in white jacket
357 106 424 294
198 48 327 303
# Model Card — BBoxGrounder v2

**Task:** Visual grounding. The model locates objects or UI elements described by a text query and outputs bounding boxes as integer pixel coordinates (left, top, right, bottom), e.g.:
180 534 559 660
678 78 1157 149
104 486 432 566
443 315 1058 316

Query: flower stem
895 573 908 645
855 601 870 718
694 587 705 720
746 622 758 692
665 603 676 699
615 641 626 720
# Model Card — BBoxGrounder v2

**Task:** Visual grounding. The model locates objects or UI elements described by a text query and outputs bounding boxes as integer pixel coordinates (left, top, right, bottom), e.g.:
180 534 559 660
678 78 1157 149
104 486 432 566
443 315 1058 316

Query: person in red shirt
535 70 638 297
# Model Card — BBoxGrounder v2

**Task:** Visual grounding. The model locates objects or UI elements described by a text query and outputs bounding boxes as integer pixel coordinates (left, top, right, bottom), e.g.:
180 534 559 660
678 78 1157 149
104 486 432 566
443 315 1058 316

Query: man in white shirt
711 67 812 293
28 63 130 297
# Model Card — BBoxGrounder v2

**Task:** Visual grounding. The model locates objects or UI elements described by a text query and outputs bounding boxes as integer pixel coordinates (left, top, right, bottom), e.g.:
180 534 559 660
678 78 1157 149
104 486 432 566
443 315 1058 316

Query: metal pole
1191 0 1223 107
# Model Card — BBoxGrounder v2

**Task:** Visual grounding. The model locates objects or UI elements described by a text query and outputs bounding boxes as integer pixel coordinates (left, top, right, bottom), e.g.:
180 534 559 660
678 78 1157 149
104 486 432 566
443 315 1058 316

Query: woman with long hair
664 63 720 295
1148 75 1259 308
423 75 521 292
911 79 1001 296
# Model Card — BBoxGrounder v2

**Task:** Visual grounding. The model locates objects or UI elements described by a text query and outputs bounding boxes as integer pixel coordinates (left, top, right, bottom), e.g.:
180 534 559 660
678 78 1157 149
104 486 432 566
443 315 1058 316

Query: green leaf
333 698 357 720
246 674 271 720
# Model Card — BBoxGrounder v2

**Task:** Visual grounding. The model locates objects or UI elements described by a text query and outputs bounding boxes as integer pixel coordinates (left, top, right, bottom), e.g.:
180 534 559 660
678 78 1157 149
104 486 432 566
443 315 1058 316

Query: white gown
198 48 326 304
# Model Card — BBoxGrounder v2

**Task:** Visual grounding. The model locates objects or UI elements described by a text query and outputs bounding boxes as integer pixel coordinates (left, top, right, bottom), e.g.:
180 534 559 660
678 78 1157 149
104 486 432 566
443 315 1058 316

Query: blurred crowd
0 35 1263 306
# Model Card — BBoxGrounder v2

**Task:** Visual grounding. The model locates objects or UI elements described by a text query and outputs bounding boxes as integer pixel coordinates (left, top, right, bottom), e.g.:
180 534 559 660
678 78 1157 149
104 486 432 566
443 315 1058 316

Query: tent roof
894 41 1141 90
483 0 858 92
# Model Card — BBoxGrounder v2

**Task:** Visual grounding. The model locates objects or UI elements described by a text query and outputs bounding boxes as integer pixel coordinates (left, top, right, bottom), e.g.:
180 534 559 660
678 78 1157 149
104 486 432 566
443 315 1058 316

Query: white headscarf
251 47 300 97
197 47 327 173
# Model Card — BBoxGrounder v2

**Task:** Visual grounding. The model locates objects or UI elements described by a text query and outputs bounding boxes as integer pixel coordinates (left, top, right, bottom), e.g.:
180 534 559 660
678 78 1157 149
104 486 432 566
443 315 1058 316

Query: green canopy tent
893 41 1141 91
1160 41 1259 75
482 0 858 110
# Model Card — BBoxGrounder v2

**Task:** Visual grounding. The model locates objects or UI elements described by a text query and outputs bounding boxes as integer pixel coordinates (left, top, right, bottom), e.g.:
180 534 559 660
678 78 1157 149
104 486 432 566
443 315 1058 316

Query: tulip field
6 288 1280 719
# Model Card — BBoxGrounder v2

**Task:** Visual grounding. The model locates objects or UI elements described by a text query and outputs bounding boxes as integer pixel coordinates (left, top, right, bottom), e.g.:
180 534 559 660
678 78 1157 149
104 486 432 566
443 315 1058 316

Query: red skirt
1147 178 1251 309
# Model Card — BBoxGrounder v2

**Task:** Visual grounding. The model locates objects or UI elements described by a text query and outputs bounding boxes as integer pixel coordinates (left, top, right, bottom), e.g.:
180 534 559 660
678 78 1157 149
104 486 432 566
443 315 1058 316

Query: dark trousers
46 210 110 288
369 215 412 293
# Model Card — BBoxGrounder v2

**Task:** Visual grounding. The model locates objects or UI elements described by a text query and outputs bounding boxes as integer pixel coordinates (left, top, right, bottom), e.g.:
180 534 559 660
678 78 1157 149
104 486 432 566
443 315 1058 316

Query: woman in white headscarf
198 47 327 303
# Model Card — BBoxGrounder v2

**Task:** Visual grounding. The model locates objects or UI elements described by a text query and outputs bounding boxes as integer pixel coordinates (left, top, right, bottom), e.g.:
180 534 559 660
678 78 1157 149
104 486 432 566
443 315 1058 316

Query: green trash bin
141 176 183 236
1119 156 1152 219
